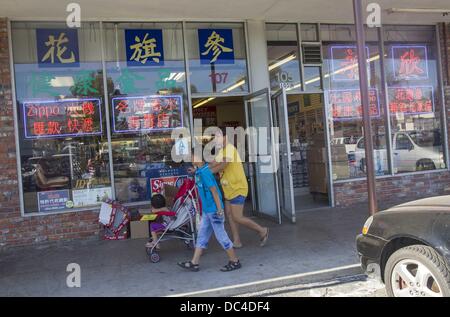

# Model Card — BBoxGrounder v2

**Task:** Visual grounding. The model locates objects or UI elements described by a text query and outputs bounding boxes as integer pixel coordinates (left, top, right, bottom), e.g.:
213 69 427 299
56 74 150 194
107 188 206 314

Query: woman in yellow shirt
209 132 269 248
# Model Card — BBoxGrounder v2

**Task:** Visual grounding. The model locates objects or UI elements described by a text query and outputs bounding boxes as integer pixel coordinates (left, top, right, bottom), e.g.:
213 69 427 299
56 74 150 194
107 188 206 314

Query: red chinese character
47 121 62 135
82 118 94 132
342 92 353 103
127 116 140 129
339 49 359 80
67 118 80 133
82 102 95 115
405 89 415 102
116 100 129 113
143 114 155 129
33 122 46 135
398 49 424 77
389 102 398 114
395 89 406 101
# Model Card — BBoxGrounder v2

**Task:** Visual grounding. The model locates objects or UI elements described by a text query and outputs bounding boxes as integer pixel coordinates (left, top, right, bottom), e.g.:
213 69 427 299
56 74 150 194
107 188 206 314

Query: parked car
354 132 445 173
356 195 450 297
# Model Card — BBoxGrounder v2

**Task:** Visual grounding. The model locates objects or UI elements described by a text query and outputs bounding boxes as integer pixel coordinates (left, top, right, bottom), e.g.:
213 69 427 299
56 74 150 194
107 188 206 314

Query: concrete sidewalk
0 205 371 297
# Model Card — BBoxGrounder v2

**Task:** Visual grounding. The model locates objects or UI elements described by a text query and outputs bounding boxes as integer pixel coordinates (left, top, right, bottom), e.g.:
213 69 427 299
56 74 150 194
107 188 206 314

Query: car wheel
416 159 436 171
384 245 450 297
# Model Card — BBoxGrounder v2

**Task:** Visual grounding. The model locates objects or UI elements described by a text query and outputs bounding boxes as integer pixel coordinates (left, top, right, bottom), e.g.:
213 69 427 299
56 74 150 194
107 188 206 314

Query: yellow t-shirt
215 143 248 200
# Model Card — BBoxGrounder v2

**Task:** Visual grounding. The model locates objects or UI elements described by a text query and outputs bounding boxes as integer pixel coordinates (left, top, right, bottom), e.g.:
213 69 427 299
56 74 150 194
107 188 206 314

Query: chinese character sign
36 29 79 68
125 29 164 66
112 95 183 133
330 46 370 81
388 86 434 115
198 29 234 64
392 45 429 80
328 89 380 121
23 98 102 139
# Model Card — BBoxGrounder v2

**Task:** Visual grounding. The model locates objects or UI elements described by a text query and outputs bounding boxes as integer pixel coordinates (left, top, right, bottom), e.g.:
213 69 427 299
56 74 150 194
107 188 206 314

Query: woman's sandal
260 228 269 247
220 260 242 272
177 261 200 272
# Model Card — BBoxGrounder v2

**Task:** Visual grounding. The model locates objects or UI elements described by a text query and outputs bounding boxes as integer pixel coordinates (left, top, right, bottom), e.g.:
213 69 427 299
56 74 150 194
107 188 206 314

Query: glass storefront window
303 66 322 91
12 22 111 214
103 22 190 203
383 25 446 173
266 23 301 93
186 22 248 95
321 24 389 180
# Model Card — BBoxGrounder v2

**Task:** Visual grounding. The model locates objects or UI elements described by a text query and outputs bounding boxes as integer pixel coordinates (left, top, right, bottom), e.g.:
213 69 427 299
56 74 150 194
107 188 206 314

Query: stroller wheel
184 240 195 249
149 251 160 263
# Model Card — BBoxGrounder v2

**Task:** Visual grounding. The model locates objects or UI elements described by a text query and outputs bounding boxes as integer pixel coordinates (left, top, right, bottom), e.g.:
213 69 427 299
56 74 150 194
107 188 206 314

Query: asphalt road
236 275 387 297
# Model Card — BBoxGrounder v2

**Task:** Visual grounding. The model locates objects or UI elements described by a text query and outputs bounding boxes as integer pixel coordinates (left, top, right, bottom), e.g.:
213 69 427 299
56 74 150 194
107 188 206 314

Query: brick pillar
0 18 20 218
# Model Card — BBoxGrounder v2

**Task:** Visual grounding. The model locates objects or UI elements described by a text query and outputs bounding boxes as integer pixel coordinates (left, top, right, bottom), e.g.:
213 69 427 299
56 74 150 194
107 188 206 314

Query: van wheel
384 245 450 297
416 159 435 171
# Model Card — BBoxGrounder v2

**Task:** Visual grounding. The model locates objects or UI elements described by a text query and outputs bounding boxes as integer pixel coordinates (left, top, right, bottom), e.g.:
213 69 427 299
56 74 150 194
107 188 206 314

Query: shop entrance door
271 89 296 223
244 89 281 224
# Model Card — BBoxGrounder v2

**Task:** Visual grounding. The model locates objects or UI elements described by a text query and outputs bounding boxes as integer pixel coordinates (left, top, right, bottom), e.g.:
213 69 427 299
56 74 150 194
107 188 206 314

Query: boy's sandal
177 261 200 272
220 260 242 272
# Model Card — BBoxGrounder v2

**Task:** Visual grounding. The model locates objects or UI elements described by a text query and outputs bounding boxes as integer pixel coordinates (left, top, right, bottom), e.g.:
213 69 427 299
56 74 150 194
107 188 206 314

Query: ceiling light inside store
193 97 215 108
50 77 75 87
268 54 296 71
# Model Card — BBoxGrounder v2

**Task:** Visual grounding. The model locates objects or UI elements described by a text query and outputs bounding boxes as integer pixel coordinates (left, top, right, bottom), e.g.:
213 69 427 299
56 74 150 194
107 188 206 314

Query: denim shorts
196 213 233 250
227 195 246 205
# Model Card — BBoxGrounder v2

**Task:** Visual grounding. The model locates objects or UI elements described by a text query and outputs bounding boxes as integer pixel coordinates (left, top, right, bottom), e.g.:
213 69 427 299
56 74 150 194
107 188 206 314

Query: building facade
1 4 450 247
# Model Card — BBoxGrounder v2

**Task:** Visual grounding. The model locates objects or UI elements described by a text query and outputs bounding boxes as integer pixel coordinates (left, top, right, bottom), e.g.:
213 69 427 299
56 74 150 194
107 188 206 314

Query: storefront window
103 22 190 203
12 22 111 214
322 24 389 180
266 23 301 93
383 25 446 173
186 22 248 95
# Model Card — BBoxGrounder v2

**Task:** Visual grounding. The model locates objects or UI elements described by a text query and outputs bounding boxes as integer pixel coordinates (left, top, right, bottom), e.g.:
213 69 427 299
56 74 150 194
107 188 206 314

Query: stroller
146 178 201 263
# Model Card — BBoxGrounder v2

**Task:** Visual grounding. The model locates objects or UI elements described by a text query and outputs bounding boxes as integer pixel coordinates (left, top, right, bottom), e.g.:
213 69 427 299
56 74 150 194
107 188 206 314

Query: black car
356 195 450 297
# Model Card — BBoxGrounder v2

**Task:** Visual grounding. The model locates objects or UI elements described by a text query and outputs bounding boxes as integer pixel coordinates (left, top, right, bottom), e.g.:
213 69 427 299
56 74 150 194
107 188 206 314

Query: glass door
244 89 281 224
271 89 296 223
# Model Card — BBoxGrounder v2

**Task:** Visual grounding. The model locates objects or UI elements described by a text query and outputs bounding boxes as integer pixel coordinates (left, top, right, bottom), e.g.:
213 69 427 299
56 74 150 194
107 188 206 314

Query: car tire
384 245 450 297
416 159 436 171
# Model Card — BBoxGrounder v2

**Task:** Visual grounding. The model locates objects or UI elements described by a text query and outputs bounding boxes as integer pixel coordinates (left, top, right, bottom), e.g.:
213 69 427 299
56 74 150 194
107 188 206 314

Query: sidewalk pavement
0 205 373 297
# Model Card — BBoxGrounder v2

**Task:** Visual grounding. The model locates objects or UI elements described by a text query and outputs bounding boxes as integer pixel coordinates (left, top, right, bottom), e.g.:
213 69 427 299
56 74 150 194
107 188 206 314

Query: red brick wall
0 18 101 249
334 171 450 207
334 22 450 207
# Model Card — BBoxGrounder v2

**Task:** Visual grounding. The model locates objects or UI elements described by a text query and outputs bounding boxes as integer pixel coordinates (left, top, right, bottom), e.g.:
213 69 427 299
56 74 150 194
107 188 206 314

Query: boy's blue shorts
196 212 233 250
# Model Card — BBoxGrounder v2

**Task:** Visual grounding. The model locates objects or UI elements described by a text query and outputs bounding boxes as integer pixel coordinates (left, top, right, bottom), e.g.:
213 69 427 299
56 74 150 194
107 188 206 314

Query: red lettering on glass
398 49 424 77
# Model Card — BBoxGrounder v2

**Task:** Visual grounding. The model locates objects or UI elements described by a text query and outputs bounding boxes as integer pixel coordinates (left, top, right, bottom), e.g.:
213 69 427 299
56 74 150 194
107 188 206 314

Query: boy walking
178 150 241 272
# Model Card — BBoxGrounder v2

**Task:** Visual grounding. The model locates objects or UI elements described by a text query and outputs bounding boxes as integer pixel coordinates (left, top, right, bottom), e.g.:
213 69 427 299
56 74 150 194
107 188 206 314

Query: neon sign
328 88 380 121
112 95 183 133
391 45 429 80
388 86 434 115
330 46 370 81
23 98 102 139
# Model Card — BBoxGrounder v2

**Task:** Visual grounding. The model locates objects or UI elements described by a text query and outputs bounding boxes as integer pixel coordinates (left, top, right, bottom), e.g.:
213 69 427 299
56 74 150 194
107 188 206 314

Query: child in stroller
145 193 176 250
144 178 200 263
